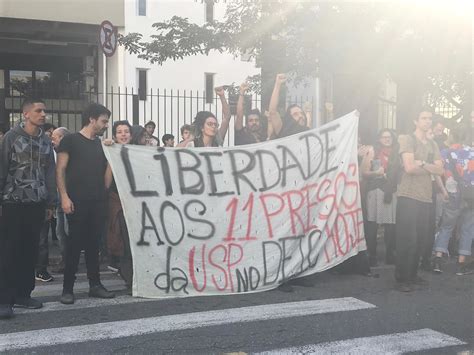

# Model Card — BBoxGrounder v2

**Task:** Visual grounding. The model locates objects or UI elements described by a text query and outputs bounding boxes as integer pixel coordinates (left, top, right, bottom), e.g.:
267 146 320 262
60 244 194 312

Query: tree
119 1 472 125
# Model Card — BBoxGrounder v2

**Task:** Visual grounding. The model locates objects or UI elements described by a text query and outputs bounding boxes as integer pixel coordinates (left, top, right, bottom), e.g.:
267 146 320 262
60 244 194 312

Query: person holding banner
56 103 115 304
104 121 134 289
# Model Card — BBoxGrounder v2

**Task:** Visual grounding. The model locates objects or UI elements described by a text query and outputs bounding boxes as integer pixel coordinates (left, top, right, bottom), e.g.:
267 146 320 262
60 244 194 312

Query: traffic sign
99 20 118 57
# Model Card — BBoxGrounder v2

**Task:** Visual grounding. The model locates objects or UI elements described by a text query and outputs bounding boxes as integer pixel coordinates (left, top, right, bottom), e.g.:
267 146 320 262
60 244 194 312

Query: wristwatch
420 161 426 168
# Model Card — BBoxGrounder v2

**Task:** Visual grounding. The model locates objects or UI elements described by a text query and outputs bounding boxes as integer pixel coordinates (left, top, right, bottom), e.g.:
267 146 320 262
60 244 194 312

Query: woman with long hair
361 128 399 266
177 88 231 148
178 111 222 148
104 121 138 290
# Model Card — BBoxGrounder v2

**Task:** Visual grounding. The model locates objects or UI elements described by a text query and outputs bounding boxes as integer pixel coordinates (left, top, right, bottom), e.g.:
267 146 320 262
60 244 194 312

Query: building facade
0 0 258 141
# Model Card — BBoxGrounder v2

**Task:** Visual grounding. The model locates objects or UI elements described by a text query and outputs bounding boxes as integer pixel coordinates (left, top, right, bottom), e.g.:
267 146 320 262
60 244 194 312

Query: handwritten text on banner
104 112 366 298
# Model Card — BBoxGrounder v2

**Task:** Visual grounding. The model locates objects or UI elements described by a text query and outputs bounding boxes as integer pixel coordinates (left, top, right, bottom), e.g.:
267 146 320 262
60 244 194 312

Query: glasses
381 136 392 139
206 122 219 128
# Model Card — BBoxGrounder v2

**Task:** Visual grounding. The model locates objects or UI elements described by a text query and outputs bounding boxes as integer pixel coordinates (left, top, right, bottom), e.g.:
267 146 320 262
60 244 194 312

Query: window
6 70 81 98
138 0 146 16
138 69 147 101
205 73 215 104
205 0 214 23
8 70 33 96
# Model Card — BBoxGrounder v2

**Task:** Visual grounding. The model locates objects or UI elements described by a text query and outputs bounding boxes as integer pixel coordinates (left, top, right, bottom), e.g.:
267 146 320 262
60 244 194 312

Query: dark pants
366 222 396 263
63 200 105 293
118 210 133 288
395 197 431 283
36 218 55 272
0 203 45 304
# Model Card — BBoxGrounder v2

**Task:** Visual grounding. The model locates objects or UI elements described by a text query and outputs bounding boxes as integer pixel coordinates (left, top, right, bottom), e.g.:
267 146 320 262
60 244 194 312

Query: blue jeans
434 193 474 256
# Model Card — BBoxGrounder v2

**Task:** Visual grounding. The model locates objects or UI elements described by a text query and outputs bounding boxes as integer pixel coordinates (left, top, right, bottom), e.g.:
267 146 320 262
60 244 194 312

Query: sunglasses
206 122 219 128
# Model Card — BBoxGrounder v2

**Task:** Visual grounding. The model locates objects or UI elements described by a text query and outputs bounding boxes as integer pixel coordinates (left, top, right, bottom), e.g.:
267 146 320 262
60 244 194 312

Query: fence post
0 88 6 131
132 91 139 126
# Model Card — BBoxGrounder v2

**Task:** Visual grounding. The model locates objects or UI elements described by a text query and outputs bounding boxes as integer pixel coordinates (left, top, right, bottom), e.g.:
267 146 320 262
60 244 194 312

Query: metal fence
5 88 316 146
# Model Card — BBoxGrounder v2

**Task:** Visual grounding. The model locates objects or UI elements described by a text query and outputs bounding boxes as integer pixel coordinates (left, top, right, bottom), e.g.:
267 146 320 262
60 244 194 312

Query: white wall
0 0 124 26
122 0 258 91
104 0 259 142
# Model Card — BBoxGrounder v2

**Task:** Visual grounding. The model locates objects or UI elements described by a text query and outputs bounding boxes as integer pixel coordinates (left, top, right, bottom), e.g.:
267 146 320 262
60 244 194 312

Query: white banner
104 111 366 298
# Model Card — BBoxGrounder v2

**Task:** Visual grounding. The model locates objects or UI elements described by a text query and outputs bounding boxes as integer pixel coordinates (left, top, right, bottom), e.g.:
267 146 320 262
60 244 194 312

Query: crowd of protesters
0 73 472 319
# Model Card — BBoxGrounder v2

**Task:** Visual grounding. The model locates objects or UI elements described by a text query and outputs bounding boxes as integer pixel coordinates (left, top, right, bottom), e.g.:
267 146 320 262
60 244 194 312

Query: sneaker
14 297 43 309
35 271 54 282
89 284 115 299
395 282 413 292
456 263 474 276
432 257 443 274
60 291 75 305
0 304 13 319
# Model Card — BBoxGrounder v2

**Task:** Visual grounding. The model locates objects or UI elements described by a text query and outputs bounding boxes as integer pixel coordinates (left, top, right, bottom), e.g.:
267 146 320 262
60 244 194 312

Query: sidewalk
36 239 127 300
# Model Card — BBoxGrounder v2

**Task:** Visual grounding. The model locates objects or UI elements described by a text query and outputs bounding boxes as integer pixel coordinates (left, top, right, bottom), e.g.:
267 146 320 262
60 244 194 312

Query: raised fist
275 73 287 84
239 82 249 95
214 86 225 96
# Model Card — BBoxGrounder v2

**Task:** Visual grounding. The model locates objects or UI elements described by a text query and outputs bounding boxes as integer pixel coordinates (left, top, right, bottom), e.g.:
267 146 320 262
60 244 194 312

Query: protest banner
104 111 366 298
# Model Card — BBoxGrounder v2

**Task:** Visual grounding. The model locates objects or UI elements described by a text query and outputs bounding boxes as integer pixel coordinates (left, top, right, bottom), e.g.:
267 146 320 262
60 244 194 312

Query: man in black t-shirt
56 103 115 305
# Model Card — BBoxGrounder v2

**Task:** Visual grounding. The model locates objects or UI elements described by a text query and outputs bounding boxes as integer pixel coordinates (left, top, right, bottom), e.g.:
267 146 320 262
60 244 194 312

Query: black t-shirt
57 133 107 201
277 119 309 138
235 128 261 146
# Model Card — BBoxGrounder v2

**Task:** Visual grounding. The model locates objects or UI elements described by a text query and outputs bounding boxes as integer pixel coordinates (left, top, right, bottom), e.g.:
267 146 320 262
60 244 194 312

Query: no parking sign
99 20 118 57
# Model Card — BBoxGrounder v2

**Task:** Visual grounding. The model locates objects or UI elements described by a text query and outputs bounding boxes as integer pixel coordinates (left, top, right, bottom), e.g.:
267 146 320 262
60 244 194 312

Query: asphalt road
0 258 472 354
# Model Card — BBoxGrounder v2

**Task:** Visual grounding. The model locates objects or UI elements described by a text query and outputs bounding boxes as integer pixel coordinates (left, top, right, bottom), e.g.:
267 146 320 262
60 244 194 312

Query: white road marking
15 295 154 314
255 328 466 354
0 297 375 351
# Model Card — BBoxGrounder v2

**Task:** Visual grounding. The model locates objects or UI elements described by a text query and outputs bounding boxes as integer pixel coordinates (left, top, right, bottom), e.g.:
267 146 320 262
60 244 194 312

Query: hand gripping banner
104 111 366 298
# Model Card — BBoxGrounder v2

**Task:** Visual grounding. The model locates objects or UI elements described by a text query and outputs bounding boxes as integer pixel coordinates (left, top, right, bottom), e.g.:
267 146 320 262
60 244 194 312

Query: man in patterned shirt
0 98 56 318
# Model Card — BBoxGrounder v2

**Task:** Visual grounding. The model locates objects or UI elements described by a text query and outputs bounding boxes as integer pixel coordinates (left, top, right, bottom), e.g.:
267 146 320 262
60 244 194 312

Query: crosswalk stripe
0 297 375 351
32 279 126 297
15 295 154 314
254 328 466 354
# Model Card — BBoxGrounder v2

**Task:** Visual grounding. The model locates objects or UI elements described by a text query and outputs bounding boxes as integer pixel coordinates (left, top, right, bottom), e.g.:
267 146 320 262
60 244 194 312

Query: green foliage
119 1 471 103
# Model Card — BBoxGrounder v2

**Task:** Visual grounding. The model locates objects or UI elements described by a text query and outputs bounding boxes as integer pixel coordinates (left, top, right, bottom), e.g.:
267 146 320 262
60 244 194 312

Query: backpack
448 152 474 206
